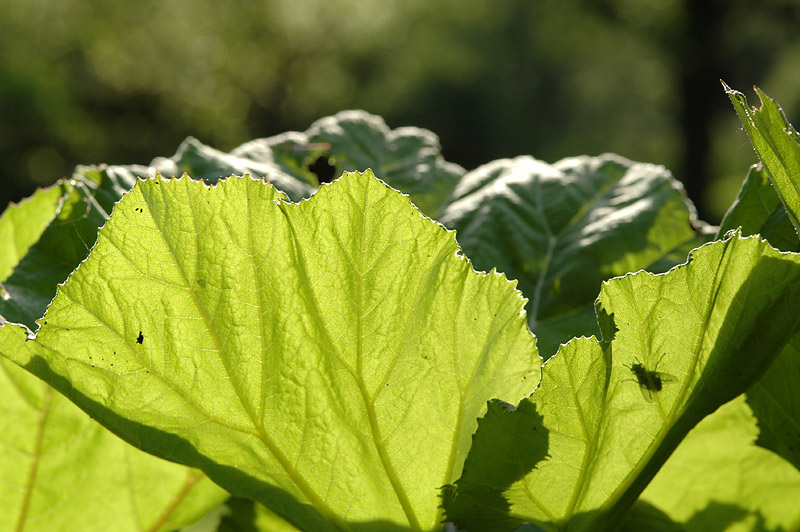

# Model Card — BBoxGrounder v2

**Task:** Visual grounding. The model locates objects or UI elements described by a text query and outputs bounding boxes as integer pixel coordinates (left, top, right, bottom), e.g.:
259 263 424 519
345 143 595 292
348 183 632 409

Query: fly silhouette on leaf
628 357 676 402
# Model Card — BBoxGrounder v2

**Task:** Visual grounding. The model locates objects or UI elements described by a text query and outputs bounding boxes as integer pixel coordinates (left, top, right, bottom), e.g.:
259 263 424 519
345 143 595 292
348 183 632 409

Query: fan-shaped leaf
0 171 539 531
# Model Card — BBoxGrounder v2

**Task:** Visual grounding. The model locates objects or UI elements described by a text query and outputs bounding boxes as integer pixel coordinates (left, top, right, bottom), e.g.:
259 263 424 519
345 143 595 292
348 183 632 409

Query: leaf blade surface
1 172 539 531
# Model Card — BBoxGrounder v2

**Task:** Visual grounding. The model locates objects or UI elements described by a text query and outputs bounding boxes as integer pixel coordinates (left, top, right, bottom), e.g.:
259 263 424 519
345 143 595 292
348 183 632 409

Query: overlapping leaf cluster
0 90 798 532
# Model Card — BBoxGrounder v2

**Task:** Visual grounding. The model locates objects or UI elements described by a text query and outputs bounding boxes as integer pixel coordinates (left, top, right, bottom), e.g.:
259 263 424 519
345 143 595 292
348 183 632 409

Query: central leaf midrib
354 183 423 531
244 186 274 427
279 195 428 531
280 185 428 530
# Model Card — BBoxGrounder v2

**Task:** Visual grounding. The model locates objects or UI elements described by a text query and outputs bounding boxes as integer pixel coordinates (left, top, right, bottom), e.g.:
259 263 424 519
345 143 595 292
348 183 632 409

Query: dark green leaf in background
149 137 314 201
236 110 465 217
438 154 710 358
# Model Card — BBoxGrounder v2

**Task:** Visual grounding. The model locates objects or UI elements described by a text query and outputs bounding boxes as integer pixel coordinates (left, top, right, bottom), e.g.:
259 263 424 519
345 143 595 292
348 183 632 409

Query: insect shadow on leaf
628 355 676 402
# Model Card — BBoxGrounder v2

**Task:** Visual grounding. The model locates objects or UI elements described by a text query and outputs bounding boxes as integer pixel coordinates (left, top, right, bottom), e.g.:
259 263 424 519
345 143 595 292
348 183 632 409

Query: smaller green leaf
626 396 800 532
0 182 65 281
717 163 799 251
724 81 800 236
445 234 800 532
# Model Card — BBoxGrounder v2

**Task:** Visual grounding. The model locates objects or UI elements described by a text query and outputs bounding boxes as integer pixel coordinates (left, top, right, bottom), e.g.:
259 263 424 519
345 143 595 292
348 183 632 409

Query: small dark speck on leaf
137 331 144 344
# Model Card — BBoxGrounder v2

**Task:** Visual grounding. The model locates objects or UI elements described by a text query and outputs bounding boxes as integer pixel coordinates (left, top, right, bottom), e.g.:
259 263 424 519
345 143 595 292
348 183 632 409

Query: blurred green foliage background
1 0 799 222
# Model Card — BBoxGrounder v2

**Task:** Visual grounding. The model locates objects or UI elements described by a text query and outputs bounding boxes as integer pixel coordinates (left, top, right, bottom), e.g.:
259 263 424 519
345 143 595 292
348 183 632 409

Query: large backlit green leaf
438 154 709 358
444 234 800 531
623 396 800 532
725 82 800 236
0 171 540 531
